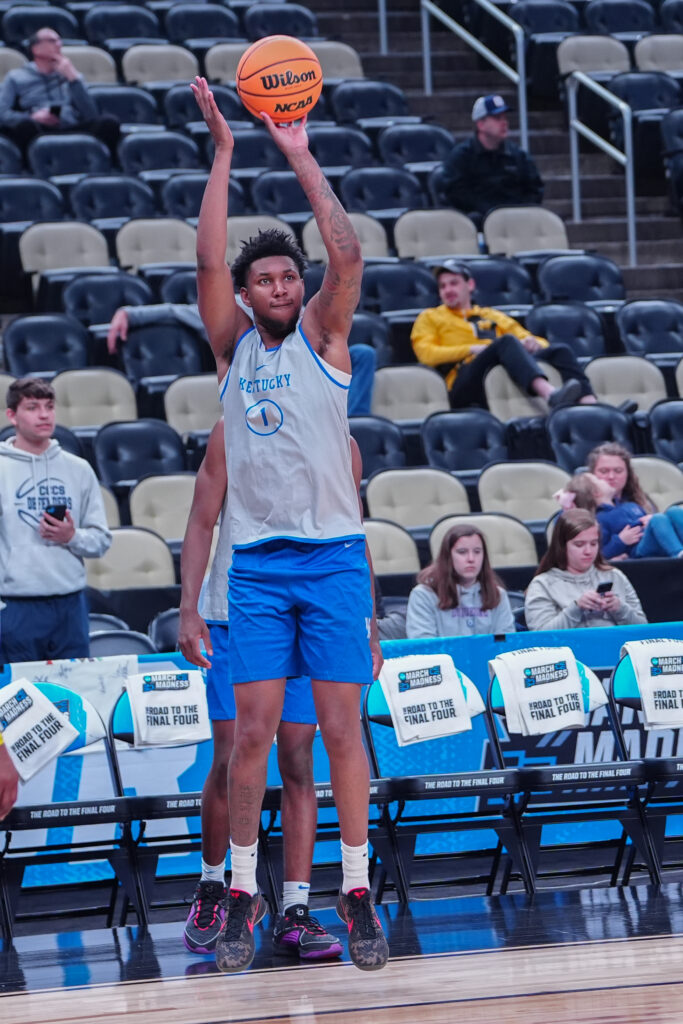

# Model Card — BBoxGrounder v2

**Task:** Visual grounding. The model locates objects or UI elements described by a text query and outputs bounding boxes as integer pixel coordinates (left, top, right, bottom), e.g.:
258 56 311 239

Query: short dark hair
231 229 306 290
7 377 55 412
28 27 60 49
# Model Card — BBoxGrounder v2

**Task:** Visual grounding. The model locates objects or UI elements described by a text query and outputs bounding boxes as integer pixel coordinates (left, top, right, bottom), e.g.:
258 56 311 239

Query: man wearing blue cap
441 94 543 226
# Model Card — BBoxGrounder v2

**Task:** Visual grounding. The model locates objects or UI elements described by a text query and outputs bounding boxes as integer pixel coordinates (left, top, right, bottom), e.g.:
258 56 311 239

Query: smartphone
596 581 613 594
45 504 67 521
49 104 61 117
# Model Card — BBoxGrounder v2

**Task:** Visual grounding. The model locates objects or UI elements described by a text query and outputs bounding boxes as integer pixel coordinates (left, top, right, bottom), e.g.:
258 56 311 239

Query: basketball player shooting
190 76 389 973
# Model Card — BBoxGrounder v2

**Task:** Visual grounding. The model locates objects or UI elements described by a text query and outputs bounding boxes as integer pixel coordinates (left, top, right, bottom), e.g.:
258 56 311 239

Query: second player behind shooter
190 76 389 973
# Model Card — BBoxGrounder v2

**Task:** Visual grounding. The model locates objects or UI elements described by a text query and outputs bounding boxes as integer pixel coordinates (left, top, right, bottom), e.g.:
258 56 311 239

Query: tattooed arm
261 113 362 369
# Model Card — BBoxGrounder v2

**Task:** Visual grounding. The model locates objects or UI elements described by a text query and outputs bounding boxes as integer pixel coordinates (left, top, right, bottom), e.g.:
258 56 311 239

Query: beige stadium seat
632 456 683 511
86 527 176 590
226 215 295 265
62 45 117 83
366 467 470 529
129 474 197 543
0 48 27 77
116 218 197 272
429 513 538 568
393 209 479 259
585 356 667 411
635 34 683 73
364 519 420 575
0 372 16 419
122 44 199 85
483 361 563 420
164 375 221 436
310 41 364 81
205 42 249 84
371 365 449 422
675 356 683 398
100 486 121 529
557 35 631 77
483 207 569 257
52 369 137 428
477 461 570 523
19 222 109 278
302 213 389 261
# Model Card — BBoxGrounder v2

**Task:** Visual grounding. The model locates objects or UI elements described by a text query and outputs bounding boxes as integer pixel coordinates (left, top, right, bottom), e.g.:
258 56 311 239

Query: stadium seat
371 365 449 423
366 467 470 531
217 126 287 183
556 34 631 83
631 454 683 508
27 133 111 186
536 253 626 302
348 416 407 479
477 460 570 526
348 312 393 367
163 374 222 440
62 272 154 327
61 44 117 84
86 526 176 589
161 172 246 220
88 611 129 633
0 178 64 224
0 420 86 458
70 175 158 232
329 79 420 133
429 512 538 566
677 355 683 395
483 361 563 420
164 3 242 60
163 81 247 133
250 170 313 226
309 40 364 83
52 368 137 429
376 122 455 177
83 4 163 48
147 607 181 652
546 403 635 471
18 222 110 302
121 44 199 90
3 313 90 378
482 206 570 258
648 399 683 465
306 124 375 181
88 629 158 656
0 372 16 420
94 420 186 490
117 131 203 185
225 215 295 265
115 218 197 272
421 409 510 484
0 135 23 175
585 356 668 410
129 473 197 546
99 486 121 529
608 71 681 176
120 323 205 415
159 268 199 304
509 0 580 99
525 302 607 361
364 519 420 575
426 256 535 308
0 46 27 79
616 299 683 366
339 166 427 224
302 212 390 261
635 34 683 76
242 2 318 41
1 6 80 47
204 41 249 83
393 209 479 259
90 84 160 131
359 262 438 314
662 0 683 32
584 0 656 39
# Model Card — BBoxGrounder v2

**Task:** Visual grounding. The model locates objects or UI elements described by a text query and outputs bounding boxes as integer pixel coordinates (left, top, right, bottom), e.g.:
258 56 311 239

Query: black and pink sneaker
272 904 343 960
183 880 226 954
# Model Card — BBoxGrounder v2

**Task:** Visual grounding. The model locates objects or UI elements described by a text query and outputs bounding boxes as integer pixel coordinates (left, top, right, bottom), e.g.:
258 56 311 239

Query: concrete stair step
566 216 682 244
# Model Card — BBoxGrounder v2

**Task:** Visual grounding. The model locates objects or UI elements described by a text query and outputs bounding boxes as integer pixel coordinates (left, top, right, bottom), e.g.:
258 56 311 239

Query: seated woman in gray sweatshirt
525 508 647 631
406 524 515 638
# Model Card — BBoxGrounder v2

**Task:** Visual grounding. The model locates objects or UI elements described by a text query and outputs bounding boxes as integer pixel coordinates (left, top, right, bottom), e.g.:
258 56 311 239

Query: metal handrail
378 0 388 55
567 71 636 266
419 0 528 152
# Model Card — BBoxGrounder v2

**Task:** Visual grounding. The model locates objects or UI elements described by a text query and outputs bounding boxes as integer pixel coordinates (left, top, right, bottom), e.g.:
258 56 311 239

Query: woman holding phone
524 509 647 631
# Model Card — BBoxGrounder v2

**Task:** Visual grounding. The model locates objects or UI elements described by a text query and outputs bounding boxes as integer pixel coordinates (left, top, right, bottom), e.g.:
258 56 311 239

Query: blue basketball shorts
206 622 317 723
227 537 373 686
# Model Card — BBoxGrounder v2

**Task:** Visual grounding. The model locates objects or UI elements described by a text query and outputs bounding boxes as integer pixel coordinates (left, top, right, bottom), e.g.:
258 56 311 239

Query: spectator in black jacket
440 94 543 227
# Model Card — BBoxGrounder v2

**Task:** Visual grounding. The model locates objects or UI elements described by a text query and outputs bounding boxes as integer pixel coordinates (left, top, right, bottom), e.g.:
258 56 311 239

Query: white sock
201 858 226 883
283 881 310 912
229 839 258 896
341 840 370 895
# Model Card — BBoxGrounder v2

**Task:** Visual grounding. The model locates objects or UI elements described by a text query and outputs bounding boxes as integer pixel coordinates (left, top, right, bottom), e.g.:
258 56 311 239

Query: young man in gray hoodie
0 378 112 665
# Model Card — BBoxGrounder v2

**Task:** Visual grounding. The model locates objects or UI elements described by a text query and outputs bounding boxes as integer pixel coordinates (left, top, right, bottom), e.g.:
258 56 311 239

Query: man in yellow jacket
411 260 596 410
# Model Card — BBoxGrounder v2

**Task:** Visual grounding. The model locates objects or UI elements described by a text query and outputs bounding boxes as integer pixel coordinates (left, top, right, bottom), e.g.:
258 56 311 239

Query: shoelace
193 883 225 929
289 910 327 934
347 892 379 939
222 891 253 941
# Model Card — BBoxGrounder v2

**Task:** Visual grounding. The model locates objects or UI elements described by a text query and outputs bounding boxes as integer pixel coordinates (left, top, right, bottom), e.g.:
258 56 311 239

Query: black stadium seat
161 172 247 219
0 177 64 225
118 131 203 182
661 0 683 32
83 4 162 47
3 314 90 378
306 124 375 177
163 81 247 132
329 80 419 133
509 0 580 99
70 175 158 229
242 2 318 41
62 273 155 327
421 409 509 486
27 133 111 183
584 0 656 38
339 166 427 222
90 85 160 129
94 419 186 490
468 258 535 307
250 170 312 225
536 253 626 302
359 263 438 314
1 6 80 47
160 268 198 305
121 323 205 415
608 72 681 177
648 399 683 465
348 312 394 367
348 416 407 479
0 136 23 175
546 404 634 472
376 123 454 175
525 302 607 362
164 3 242 56
616 299 683 365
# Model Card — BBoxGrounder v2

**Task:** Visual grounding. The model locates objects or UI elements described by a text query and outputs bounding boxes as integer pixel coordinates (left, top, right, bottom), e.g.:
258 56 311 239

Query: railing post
377 0 388 57
568 77 582 224
421 2 432 96
514 27 528 152
623 105 636 268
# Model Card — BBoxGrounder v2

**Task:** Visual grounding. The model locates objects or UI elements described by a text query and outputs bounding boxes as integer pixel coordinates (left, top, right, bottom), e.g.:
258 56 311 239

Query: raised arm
191 77 249 381
262 113 362 370
179 421 227 668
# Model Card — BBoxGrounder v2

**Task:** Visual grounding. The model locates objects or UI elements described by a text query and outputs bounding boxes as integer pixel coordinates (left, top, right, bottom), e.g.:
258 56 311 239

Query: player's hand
179 608 213 669
39 509 76 545
618 523 643 545
0 744 19 820
54 55 79 81
107 307 129 354
576 590 606 611
31 107 59 125
261 111 309 154
190 76 233 152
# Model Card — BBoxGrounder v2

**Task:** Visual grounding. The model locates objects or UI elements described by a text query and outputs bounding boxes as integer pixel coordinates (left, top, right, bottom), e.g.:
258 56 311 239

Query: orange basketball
236 35 323 123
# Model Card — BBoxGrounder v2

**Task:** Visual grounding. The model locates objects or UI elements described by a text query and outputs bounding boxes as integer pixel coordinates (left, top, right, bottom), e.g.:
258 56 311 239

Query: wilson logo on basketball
260 69 318 90
274 96 314 113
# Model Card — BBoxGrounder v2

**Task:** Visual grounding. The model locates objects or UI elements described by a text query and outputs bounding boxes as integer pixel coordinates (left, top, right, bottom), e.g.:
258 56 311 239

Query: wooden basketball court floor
5 882 683 1024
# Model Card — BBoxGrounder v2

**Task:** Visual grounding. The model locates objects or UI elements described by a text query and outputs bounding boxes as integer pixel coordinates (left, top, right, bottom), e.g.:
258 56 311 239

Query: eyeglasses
35 35 61 43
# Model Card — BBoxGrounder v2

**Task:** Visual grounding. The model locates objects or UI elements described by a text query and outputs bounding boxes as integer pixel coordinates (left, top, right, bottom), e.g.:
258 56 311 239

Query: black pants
0 591 89 665
449 334 592 408
2 115 121 160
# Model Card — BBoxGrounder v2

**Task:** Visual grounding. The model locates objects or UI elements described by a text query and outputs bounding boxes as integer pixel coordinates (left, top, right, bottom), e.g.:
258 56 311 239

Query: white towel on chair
488 646 585 736
378 653 474 746
0 679 79 781
621 638 683 731
126 669 211 747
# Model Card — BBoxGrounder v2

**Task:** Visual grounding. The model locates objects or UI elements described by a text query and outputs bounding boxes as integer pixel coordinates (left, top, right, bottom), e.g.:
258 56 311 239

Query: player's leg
271 679 342 960
184 623 234 954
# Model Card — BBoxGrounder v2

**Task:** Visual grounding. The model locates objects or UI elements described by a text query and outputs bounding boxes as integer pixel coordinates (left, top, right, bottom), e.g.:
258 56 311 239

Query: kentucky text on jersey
239 373 292 394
